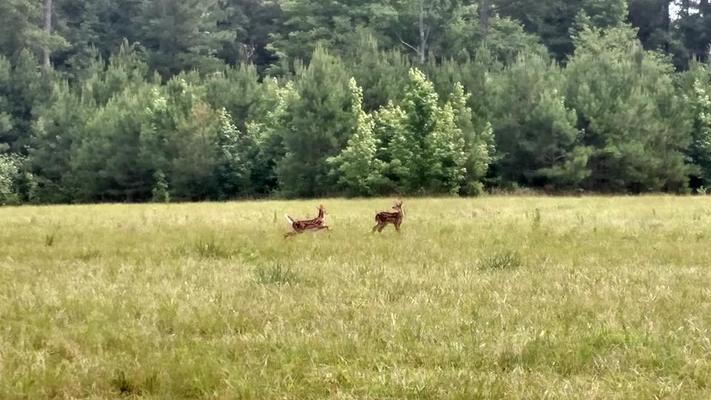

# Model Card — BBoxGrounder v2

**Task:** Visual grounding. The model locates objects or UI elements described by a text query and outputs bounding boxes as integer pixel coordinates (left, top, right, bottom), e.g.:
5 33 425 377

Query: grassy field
1 197 711 399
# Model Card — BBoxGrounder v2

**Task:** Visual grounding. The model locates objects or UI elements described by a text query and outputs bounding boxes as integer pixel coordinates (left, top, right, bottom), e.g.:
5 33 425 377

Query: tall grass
1 197 711 399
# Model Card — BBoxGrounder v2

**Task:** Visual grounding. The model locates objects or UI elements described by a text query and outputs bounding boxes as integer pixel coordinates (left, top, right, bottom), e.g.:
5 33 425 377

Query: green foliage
246 79 295 195
378 0 481 62
580 0 628 29
0 0 68 61
214 108 254 199
490 53 588 188
0 153 21 205
345 32 411 111
566 24 691 192
277 46 356 197
70 82 156 202
480 249 523 271
254 264 299 285
81 41 149 106
269 0 380 62
384 68 486 194
374 102 413 191
138 0 234 77
203 63 264 132
399 68 442 192
167 99 222 200
0 56 12 153
425 102 468 194
151 170 170 203
675 0 711 66
496 0 627 61
0 0 43 58
217 0 281 67
28 80 88 203
0 50 54 152
449 82 494 193
681 65 711 188
479 17 549 64
328 79 385 196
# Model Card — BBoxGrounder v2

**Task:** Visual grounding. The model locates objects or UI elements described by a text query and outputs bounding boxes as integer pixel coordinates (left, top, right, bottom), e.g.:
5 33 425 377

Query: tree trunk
418 0 426 64
480 0 491 36
43 0 53 70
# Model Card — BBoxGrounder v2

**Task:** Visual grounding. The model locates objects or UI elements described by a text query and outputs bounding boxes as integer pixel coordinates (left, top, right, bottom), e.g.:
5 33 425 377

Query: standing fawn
373 200 404 233
284 204 330 238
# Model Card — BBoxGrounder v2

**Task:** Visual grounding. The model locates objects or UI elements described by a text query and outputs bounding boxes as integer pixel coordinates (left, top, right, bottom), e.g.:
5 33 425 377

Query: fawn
284 204 330 238
373 200 404 233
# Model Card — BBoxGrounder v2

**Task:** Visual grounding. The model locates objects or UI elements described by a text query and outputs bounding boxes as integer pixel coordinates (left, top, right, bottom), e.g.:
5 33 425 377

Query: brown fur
284 205 330 238
372 201 404 233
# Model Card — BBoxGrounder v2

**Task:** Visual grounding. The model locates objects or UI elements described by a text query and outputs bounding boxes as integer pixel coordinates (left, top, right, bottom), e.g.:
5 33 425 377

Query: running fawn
372 200 404 233
284 204 330 238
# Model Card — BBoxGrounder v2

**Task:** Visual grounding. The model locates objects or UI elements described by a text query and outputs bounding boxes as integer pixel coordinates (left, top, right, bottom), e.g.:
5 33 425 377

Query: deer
372 200 404 233
284 204 330 238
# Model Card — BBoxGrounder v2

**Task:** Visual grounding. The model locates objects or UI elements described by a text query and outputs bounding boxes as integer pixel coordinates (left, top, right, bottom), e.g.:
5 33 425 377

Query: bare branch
398 37 419 54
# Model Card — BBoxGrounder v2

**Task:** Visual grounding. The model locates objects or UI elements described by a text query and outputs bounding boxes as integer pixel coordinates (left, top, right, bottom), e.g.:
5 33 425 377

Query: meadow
1 197 711 399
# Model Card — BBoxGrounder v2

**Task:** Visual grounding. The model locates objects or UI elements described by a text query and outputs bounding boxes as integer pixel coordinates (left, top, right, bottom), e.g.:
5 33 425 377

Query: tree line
1 0 711 203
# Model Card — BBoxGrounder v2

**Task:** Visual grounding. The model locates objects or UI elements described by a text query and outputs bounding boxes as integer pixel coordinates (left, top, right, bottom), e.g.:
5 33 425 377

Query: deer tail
285 215 295 224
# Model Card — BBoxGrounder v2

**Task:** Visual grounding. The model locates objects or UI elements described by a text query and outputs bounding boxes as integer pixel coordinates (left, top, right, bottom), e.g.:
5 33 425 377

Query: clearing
1 197 710 399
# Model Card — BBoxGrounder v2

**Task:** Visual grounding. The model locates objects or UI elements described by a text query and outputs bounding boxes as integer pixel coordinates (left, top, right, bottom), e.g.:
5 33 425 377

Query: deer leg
372 223 381 233
378 223 386 233
395 222 401 233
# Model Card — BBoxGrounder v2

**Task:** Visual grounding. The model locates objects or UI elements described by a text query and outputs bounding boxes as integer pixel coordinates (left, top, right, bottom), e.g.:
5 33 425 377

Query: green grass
1 197 711 399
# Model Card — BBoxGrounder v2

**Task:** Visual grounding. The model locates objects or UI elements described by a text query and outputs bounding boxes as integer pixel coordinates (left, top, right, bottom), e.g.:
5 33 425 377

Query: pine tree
0 0 68 61
277 46 356 197
345 33 411 111
496 0 627 61
215 0 281 67
139 0 234 77
1 50 55 153
204 63 264 132
70 81 158 202
169 99 221 200
28 80 90 203
82 41 150 106
566 24 691 192
675 0 711 65
269 0 380 62
489 53 588 188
